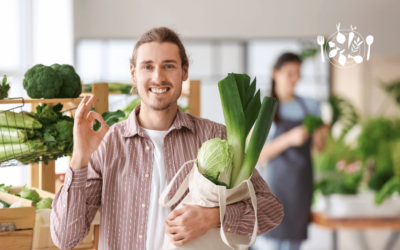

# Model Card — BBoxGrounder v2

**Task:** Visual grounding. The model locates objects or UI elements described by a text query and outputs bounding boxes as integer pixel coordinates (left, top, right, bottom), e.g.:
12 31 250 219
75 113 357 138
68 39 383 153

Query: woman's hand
312 124 329 152
70 95 110 169
285 125 309 147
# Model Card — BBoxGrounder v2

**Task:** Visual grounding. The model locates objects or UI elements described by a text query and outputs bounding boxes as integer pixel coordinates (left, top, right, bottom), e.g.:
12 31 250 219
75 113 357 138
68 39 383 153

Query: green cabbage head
197 138 233 187
19 184 41 203
35 197 53 209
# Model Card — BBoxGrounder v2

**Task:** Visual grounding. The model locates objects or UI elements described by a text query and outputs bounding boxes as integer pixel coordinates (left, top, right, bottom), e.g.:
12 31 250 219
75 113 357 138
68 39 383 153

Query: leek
233 97 278 187
218 74 246 185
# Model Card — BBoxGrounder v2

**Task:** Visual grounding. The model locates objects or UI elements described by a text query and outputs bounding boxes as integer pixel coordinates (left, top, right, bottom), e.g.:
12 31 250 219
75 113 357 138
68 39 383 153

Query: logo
318 23 374 68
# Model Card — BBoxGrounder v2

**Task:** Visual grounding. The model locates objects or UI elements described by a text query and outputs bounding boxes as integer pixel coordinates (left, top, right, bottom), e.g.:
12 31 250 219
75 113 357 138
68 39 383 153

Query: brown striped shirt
50 105 284 250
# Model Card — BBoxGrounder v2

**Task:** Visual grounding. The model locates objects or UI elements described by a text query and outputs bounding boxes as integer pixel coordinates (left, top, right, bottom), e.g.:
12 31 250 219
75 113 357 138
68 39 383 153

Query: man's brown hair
130 27 189 69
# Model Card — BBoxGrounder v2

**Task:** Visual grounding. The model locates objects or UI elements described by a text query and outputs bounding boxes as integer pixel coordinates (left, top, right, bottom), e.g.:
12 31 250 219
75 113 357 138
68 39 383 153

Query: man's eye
144 66 151 69
165 65 174 69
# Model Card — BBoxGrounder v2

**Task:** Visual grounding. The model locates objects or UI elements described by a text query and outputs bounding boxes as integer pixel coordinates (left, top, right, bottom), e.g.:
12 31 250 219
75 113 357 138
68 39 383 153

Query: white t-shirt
141 127 170 250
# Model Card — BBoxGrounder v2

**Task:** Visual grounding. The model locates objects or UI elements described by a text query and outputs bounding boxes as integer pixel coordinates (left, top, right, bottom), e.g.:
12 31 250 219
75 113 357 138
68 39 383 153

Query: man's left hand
165 205 220 246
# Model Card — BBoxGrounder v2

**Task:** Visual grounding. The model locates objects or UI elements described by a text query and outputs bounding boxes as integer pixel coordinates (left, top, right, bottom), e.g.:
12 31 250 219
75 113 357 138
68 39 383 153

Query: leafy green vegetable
0 75 11 99
0 183 12 193
375 177 400 204
50 64 82 98
23 64 63 98
203 174 229 188
54 120 73 141
36 105 59 125
385 80 400 106
329 96 359 139
19 184 41 203
218 73 246 186
315 172 363 196
197 138 233 187
303 114 324 134
0 199 10 208
368 169 394 191
35 197 53 209
93 110 125 131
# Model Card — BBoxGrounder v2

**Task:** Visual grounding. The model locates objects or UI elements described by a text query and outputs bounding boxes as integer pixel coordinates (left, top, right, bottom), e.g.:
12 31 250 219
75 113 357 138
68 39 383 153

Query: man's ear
130 64 136 84
182 64 189 81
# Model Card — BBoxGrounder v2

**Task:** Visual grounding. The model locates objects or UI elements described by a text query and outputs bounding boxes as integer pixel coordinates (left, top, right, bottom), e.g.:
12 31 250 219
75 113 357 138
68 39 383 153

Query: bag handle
159 159 197 207
218 179 258 250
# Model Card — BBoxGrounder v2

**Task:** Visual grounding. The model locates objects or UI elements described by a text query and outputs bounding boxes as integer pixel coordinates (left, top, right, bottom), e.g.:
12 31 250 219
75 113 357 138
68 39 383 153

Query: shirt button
145 146 150 151
142 204 146 208
139 235 142 239
145 174 149 178
63 205 66 208
227 228 231 232
248 233 251 236
68 178 71 182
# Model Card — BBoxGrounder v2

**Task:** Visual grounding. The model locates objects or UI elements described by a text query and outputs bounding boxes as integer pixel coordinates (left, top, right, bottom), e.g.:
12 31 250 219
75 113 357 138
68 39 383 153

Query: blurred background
1 0 400 249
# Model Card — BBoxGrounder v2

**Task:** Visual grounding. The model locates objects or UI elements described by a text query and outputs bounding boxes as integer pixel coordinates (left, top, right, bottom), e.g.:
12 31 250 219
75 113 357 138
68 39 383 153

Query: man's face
130 42 188 111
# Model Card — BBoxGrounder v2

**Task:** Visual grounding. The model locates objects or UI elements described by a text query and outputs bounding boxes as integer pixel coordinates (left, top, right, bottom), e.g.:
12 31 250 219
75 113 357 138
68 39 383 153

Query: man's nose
152 67 166 84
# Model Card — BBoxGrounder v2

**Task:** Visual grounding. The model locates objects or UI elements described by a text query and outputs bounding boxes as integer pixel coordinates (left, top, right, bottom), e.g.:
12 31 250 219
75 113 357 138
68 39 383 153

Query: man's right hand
70 95 110 170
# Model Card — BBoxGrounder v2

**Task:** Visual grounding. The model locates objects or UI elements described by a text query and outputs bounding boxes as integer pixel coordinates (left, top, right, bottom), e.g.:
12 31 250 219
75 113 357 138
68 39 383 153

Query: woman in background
255 53 328 250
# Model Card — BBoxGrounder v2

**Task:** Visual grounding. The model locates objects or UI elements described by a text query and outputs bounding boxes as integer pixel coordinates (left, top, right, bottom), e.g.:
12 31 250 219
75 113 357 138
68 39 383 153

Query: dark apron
263 97 313 241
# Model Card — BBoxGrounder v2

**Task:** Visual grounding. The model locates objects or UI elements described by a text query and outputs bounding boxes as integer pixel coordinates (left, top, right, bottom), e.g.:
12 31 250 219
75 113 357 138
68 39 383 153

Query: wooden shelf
312 212 400 229
0 97 84 105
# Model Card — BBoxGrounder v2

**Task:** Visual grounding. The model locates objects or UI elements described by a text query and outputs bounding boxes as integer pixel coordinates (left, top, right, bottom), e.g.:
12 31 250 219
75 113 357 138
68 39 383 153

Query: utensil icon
339 49 346 66
366 35 374 61
348 54 363 64
317 36 325 62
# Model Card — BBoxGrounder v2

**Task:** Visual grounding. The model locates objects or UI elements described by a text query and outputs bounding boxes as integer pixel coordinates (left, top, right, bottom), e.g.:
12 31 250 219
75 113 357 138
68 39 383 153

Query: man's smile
149 87 171 94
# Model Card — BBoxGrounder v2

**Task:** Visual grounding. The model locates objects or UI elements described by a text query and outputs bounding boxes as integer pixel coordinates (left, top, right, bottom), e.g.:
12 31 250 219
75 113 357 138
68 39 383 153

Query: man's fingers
76 96 88 121
82 95 96 121
167 207 185 221
87 111 110 133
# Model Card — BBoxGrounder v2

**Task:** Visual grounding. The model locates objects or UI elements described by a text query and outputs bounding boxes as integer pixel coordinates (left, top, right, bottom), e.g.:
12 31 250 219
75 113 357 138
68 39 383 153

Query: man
51 27 284 250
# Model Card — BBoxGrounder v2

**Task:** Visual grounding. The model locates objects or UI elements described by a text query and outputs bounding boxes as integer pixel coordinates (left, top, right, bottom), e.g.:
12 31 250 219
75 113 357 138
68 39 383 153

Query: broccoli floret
54 120 74 141
50 64 82 98
23 64 63 98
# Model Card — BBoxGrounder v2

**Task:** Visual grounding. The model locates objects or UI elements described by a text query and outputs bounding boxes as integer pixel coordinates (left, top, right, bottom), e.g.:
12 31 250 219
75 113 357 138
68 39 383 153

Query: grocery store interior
0 0 400 249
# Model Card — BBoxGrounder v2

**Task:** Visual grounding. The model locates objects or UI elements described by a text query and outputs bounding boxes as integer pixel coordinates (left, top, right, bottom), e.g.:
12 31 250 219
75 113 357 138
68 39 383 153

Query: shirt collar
122 104 195 138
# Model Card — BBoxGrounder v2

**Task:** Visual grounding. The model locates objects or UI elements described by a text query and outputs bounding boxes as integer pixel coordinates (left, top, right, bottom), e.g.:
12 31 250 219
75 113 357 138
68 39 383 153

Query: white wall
73 0 400 55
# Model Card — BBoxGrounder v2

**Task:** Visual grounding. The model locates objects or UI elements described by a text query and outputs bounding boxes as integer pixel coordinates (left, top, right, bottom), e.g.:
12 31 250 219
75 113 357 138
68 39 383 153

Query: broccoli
0 75 11 99
54 120 74 141
23 64 63 98
50 64 82 98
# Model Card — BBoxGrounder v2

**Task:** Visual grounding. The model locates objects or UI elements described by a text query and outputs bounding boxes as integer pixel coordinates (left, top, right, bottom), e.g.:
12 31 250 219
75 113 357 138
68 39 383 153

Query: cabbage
19 184 41 203
35 197 53 209
197 138 233 187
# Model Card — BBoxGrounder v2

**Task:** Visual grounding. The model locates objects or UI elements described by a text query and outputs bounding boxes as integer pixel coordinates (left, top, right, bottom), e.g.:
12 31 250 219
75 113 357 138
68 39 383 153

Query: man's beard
138 81 182 111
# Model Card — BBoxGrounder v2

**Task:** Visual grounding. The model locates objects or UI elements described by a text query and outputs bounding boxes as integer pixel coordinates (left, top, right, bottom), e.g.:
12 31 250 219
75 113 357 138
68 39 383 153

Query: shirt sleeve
50 140 106 249
212 123 284 236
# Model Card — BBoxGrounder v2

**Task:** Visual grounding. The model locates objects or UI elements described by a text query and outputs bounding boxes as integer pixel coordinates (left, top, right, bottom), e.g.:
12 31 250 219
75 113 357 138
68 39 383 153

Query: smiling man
50 27 284 250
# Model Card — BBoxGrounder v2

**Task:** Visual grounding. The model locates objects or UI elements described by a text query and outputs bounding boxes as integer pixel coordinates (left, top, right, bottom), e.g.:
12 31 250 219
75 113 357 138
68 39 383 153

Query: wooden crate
0 192 36 250
7 186 99 250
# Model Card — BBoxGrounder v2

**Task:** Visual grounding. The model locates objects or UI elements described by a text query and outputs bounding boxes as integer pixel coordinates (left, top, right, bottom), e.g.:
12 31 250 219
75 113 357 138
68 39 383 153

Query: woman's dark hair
270 52 302 123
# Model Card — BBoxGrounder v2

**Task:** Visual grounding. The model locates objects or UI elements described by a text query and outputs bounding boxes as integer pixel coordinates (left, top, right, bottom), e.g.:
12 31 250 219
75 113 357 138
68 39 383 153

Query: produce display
84 82 132 94
23 64 82 99
196 73 277 188
0 75 11 99
0 184 53 209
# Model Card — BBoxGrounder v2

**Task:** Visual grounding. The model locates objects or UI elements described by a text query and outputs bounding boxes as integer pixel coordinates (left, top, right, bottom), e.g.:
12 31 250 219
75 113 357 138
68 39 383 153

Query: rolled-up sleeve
50 140 106 249
223 169 284 236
